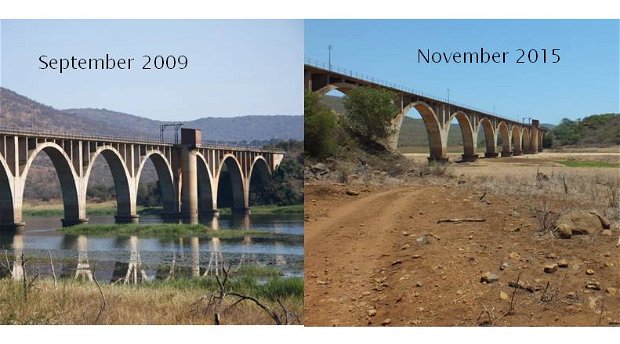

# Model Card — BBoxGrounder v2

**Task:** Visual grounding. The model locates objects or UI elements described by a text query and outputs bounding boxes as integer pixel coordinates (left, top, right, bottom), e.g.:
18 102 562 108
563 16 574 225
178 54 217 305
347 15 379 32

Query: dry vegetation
0 275 302 325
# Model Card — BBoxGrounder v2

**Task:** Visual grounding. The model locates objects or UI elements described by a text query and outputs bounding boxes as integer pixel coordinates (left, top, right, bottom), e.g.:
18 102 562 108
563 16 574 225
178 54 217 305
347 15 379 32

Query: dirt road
305 183 620 326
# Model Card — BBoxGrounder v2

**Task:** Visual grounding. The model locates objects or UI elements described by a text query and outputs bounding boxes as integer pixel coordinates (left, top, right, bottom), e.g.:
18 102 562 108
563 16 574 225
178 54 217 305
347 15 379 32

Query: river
0 213 304 282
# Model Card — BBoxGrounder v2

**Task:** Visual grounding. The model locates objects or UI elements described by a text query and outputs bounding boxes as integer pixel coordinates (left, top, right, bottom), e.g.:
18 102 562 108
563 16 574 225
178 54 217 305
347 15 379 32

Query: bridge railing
305 57 524 124
0 127 285 153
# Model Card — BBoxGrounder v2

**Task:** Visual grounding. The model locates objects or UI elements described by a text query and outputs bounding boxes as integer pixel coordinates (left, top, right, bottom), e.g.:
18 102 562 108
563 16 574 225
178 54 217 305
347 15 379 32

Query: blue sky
1 20 303 120
305 20 620 124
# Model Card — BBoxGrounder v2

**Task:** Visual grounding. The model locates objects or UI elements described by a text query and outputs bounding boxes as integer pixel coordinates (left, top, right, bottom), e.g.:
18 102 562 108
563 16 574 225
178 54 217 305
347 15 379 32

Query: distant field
399 146 465 154
555 160 620 168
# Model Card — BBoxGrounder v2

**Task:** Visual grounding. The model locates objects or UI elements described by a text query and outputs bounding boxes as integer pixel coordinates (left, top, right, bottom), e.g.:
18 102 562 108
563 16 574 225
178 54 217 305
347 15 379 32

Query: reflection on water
0 212 304 282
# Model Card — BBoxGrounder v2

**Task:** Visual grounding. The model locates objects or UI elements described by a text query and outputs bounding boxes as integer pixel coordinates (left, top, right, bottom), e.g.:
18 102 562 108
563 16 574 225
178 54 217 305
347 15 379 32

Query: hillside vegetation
551 113 620 147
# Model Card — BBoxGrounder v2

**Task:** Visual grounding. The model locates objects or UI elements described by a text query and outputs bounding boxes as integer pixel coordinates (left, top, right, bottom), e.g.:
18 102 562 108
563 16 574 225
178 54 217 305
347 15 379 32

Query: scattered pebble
585 281 601 290
558 259 569 268
499 291 509 300
606 287 617 296
367 309 377 317
544 263 559 273
586 269 595 275
500 262 509 271
480 272 499 284
381 318 391 326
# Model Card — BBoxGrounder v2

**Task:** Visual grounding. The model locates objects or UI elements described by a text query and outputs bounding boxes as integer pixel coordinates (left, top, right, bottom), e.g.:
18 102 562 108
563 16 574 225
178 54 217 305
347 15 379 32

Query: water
0 213 304 282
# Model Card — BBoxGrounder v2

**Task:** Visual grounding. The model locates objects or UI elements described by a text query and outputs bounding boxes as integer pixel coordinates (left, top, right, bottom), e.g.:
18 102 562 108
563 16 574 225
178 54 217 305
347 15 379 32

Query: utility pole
328 44 333 71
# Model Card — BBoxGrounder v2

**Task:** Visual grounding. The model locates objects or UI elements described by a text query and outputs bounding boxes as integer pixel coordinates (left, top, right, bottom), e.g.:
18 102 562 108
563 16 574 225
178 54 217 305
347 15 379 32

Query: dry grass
466 167 620 231
0 279 302 325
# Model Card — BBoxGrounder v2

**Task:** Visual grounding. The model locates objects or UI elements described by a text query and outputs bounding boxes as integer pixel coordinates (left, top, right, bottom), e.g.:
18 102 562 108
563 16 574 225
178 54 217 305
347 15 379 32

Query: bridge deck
0 127 284 153
305 59 546 131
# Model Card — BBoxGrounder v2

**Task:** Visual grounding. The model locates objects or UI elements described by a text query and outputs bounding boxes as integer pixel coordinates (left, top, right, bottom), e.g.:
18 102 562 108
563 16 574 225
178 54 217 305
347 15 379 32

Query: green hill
552 113 620 147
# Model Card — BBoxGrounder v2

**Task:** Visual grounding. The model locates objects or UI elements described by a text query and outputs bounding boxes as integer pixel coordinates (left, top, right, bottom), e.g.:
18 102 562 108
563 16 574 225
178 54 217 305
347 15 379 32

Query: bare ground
305 152 620 327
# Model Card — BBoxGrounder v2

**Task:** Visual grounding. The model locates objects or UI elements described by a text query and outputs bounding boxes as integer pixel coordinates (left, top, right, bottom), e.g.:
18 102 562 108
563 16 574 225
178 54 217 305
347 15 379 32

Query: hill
0 87 303 143
552 113 620 147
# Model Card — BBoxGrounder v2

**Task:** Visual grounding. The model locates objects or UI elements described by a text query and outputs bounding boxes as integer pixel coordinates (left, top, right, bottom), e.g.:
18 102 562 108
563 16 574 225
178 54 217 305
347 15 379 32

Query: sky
0 20 303 120
305 20 620 124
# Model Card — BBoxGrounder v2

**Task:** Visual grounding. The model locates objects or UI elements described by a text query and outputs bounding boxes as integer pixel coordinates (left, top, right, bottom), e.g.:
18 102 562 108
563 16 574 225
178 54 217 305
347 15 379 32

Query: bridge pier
484 152 499 158
513 150 523 156
501 151 513 157
61 218 88 227
461 154 479 162
115 214 140 224
427 156 450 164
180 147 198 222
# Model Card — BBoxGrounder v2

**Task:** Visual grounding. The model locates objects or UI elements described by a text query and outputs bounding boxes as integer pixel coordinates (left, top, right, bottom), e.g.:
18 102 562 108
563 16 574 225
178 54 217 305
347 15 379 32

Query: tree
553 118 584 146
304 91 337 158
343 86 398 143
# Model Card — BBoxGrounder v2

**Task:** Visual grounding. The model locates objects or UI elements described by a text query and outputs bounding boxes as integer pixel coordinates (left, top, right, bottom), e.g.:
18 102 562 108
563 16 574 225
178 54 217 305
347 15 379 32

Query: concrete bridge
305 60 547 161
0 127 284 230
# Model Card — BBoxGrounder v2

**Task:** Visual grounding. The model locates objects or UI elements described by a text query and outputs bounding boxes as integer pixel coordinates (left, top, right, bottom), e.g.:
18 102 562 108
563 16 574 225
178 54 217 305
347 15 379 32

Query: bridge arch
196 152 217 213
0 156 15 225
216 154 247 210
136 150 176 216
403 101 445 160
449 111 476 157
316 82 358 96
478 118 497 156
522 128 531 152
512 125 522 154
247 155 273 207
84 146 133 219
497 122 512 156
20 142 82 224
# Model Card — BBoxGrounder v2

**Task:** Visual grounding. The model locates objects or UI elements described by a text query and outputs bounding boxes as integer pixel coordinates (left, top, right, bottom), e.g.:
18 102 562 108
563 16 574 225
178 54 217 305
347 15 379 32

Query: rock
412 254 422 259
544 263 559 273
500 262 509 271
391 260 402 266
367 309 377 316
401 244 410 250
480 272 499 284
381 318 391 326
416 235 429 245
508 252 520 260
310 163 329 175
586 269 595 275
555 210 608 238
590 211 611 229
558 259 569 268
585 281 601 290
604 261 615 267
606 287 617 296
602 230 612 236
416 281 423 287
345 189 359 196
499 291 509 300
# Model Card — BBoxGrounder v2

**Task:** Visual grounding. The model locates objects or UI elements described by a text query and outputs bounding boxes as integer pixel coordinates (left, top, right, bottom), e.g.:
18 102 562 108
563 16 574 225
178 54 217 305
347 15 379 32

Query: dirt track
304 183 620 326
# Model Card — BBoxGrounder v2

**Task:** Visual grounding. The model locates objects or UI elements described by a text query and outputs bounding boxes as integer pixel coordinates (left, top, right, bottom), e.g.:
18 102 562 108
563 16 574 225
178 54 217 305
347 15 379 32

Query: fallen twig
438 218 486 224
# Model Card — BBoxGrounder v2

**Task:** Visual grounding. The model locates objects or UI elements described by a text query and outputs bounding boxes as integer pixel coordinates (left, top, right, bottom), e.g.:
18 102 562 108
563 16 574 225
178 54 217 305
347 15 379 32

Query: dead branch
92 263 107 324
48 251 57 287
598 299 605 326
438 218 486 224
505 272 521 316
226 292 283 325
479 192 487 201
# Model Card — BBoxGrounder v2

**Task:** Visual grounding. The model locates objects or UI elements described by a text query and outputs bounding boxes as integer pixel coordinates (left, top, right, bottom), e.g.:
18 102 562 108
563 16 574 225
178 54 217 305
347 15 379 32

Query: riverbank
59 223 302 240
0 274 303 324
22 201 303 217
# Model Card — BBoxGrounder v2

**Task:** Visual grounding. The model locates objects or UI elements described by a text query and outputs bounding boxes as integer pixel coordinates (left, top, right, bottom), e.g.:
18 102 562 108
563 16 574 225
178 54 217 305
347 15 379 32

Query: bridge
305 59 547 162
0 127 284 230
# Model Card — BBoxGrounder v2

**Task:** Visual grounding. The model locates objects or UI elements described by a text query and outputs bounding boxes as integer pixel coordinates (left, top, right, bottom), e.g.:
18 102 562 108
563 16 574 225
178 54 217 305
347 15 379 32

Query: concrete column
180 147 198 221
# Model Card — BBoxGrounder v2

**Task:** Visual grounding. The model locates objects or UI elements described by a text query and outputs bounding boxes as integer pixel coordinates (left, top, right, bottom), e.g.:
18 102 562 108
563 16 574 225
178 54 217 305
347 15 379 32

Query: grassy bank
556 160 620 168
23 202 303 217
0 276 303 325
59 223 298 239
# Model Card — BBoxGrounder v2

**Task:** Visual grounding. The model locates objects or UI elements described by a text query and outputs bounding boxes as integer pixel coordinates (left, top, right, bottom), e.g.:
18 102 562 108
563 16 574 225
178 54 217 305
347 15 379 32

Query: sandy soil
304 182 620 326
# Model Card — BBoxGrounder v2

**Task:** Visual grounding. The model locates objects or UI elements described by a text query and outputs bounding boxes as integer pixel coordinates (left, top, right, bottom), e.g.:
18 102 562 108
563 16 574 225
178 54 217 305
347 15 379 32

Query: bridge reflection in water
0 212 304 283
